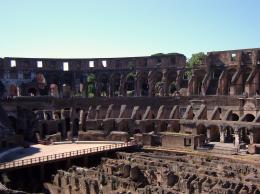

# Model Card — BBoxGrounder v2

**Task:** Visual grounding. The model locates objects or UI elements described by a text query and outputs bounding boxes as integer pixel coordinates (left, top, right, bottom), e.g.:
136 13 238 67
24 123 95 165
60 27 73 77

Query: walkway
0 141 136 171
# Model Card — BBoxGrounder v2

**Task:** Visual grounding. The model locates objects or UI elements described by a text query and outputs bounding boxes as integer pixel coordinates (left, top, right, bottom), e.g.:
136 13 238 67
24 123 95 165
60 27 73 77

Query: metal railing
0 141 136 170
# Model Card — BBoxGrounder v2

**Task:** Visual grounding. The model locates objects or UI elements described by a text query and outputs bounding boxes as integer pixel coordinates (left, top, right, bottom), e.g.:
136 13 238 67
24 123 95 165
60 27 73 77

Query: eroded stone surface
45 151 260 194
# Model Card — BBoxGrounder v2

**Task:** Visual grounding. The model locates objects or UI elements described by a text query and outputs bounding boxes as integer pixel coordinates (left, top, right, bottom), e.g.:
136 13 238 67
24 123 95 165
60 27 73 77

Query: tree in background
87 74 96 97
186 52 206 78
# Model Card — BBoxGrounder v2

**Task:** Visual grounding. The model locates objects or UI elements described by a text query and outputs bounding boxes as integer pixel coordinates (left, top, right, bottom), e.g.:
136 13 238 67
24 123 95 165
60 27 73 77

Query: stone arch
239 127 250 144
125 73 135 96
137 72 148 96
36 73 48 95
225 110 239 121
167 70 177 95
35 111 44 120
207 124 220 142
196 123 207 136
224 125 235 143
87 73 96 97
110 73 121 97
231 113 239 121
206 68 223 95
195 69 206 95
241 67 252 94
180 71 189 89
152 71 163 96
226 68 236 95
99 73 109 97
241 113 255 122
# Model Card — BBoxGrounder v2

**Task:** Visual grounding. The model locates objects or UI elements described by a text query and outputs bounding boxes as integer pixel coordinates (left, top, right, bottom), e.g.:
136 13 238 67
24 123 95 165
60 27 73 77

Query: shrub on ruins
186 52 206 78
87 74 96 97
187 52 206 68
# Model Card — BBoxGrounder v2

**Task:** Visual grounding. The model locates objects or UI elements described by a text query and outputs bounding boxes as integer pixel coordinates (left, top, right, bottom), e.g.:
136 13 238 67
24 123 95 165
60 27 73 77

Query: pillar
148 71 154 97
135 72 141 96
176 70 181 90
95 80 100 97
220 125 225 143
119 75 125 96
162 69 168 96
234 127 240 148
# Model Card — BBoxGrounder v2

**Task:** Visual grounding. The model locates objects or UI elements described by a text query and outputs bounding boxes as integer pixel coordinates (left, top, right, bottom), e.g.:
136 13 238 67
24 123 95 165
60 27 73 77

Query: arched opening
242 114 255 122
180 72 189 88
36 73 48 95
224 126 234 143
100 74 109 97
53 111 61 120
241 67 252 95
140 76 148 96
110 73 121 96
35 112 44 120
206 69 222 95
152 72 163 96
45 112 52 120
197 124 207 136
167 71 177 95
125 74 135 96
27 88 37 96
226 69 236 95
195 70 206 95
231 113 239 121
207 125 220 142
240 127 250 144
87 73 96 97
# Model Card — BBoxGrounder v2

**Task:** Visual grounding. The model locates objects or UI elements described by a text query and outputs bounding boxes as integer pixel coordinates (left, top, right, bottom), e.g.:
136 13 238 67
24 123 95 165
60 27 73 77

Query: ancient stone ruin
1 48 260 193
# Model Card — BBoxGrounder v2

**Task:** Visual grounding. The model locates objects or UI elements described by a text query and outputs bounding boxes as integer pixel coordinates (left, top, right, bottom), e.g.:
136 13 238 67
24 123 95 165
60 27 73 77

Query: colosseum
1 48 260 194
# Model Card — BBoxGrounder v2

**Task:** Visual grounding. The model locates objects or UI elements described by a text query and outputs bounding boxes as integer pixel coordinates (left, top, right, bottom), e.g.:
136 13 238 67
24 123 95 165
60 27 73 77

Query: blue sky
0 0 259 58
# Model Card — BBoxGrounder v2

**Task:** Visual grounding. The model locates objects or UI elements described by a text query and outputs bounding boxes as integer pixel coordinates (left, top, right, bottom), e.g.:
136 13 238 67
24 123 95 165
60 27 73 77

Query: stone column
79 110 86 131
148 71 154 97
94 80 101 97
135 72 141 96
108 79 113 97
176 70 181 90
220 125 225 143
119 75 125 96
206 126 211 141
162 69 168 96
234 127 240 148
249 128 254 144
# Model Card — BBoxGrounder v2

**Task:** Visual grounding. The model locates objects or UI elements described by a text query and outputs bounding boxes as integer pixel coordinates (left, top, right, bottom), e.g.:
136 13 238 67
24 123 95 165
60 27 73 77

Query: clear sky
0 0 259 59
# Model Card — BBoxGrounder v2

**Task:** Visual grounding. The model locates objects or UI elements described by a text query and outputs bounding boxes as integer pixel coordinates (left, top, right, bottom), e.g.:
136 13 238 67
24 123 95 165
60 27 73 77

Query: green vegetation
186 52 206 78
87 74 96 97
187 52 206 68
